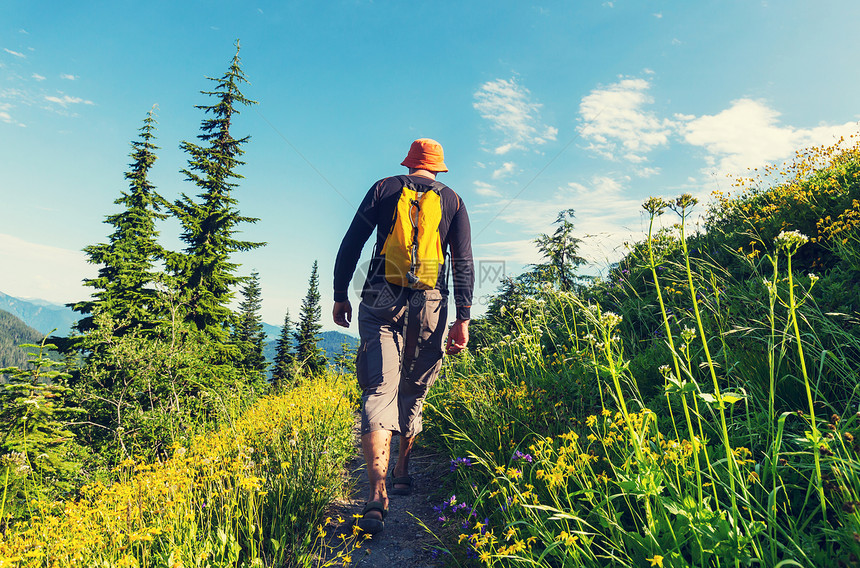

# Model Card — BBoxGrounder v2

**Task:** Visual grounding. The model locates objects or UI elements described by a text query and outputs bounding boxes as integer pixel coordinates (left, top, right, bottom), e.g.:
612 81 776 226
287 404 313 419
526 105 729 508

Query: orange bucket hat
401 138 448 172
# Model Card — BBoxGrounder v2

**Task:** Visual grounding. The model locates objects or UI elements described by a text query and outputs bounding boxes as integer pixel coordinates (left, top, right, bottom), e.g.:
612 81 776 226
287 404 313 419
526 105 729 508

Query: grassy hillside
0 372 360 566
424 137 860 567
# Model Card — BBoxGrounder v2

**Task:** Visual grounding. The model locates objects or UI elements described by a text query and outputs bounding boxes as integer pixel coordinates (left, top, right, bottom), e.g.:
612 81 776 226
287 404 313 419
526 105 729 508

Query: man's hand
333 301 352 328
446 318 469 355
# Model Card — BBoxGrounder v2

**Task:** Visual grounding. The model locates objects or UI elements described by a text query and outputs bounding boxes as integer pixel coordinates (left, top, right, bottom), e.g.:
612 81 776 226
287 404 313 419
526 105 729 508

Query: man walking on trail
332 138 474 535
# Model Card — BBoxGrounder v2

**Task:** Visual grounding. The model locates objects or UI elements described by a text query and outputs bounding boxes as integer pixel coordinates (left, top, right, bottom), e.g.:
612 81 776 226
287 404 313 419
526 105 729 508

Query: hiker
332 138 474 535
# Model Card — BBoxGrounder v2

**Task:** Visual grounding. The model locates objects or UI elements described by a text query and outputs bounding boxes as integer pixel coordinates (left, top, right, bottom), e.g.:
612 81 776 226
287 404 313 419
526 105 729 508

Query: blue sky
2 1 859 329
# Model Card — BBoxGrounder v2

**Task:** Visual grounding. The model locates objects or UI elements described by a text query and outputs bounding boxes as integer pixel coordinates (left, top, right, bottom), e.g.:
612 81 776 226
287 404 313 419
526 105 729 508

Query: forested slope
0 309 43 370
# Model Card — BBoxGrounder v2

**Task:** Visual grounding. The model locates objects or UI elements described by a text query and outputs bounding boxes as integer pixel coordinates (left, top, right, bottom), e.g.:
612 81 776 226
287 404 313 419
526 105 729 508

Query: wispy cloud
0 103 14 124
474 180 502 198
577 75 858 183
31 73 45 81
478 239 540 266
60 73 77 81
0 234 91 303
474 77 558 155
482 174 643 266
677 98 860 178
4 48 25 58
635 166 661 178
578 76 675 163
491 162 516 180
0 100 25 127
45 94 94 107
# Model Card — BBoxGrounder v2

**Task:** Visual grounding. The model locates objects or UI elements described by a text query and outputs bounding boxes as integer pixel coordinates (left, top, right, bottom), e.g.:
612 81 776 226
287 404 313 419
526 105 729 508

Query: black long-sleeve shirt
334 174 474 320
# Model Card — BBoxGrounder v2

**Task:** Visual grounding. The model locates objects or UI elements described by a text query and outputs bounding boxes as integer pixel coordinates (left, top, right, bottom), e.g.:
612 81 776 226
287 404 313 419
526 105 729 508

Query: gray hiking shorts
355 285 447 437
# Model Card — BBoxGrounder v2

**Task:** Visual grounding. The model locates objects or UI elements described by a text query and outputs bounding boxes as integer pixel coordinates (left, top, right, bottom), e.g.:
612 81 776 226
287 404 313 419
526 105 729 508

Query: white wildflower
774 230 808 252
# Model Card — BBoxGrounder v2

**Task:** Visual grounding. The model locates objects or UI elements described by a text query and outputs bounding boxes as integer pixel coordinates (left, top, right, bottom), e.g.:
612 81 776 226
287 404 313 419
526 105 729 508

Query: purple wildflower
450 457 473 471
513 450 533 463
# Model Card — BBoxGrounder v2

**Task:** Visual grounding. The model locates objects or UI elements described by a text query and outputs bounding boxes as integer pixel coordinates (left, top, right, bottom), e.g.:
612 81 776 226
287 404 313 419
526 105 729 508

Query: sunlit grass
0 373 360 567
425 138 860 566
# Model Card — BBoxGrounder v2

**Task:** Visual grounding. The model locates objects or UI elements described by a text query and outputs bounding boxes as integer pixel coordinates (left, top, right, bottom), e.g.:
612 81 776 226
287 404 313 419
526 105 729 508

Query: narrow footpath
321 420 449 567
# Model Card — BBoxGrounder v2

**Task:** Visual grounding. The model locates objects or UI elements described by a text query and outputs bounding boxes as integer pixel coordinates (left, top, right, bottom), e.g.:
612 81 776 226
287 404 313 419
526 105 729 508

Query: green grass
424 138 860 566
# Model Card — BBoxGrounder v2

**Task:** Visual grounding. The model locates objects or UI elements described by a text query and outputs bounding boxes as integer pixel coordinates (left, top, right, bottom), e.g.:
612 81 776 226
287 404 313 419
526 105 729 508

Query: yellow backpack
381 179 445 290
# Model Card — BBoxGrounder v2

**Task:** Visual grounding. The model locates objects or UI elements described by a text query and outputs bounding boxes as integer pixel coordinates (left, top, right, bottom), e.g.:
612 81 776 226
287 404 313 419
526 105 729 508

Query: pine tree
71 108 167 334
531 209 587 292
333 342 356 374
231 271 267 379
0 339 82 497
295 261 326 375
168 41 264 341
272 309 296 387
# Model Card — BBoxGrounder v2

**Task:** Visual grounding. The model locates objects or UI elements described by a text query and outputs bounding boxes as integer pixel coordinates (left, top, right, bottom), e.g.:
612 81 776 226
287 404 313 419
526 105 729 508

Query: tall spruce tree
272 309 296 387
168 41 264 341
531 209 587 292
295 261 326 375
71 108 167 334
231 271 267 379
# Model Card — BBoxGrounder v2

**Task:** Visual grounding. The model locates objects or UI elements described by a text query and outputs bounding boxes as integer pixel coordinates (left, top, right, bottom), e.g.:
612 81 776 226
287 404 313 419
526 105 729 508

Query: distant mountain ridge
0 291 358 366
0 291 79 336
262 329 359 367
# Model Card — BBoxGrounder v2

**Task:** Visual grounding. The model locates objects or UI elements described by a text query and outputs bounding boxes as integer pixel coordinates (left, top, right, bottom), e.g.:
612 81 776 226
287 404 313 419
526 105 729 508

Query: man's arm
332 184 379 327
449 199 474 322
447 197 474 352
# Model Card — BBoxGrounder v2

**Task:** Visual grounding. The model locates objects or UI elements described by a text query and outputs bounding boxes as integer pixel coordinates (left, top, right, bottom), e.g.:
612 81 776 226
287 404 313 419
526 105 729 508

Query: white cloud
677 98 860 177
636 166 661 178
478 239 540 266
0 234 92 304
482 175 643 267
44 94 94 107
653 12 663 18
473 181 502 198
672 38 682 46
577 74 860 186
474 78 558 155
60 74 77 81
491 162 516 180
578 76 675 163
31 73 45 81
4 48 25 58
0 102 24 127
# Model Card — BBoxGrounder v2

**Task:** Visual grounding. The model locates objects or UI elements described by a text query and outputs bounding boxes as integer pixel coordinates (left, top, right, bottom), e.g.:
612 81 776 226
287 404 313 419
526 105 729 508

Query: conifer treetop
72 107 167 334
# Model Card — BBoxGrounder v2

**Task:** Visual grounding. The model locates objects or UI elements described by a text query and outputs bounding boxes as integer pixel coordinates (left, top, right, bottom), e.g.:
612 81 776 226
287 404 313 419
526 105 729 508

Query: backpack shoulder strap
398 175 447 194
427 180 447 194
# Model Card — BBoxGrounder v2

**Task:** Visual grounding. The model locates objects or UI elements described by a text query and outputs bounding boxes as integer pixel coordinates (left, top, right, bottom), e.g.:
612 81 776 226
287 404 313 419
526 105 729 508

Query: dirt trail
322 422 448 567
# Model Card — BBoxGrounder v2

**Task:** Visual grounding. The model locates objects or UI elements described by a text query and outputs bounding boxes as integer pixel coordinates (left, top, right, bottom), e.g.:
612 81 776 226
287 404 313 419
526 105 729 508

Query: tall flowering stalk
671 194 745 563
642 197 707 508
775 229 826 520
